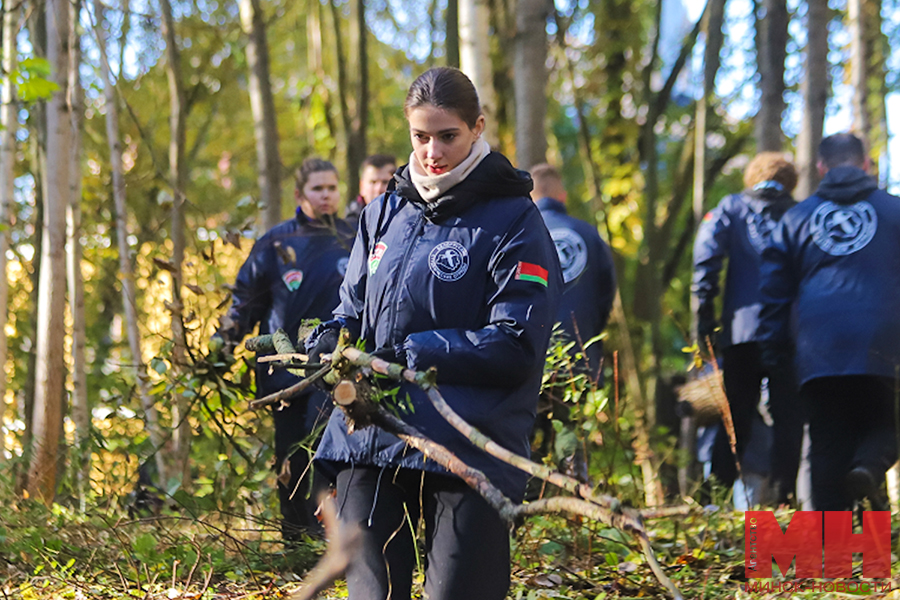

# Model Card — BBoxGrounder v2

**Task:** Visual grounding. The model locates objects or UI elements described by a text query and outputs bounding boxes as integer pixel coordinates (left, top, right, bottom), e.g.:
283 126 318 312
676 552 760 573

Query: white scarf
409 138 491 202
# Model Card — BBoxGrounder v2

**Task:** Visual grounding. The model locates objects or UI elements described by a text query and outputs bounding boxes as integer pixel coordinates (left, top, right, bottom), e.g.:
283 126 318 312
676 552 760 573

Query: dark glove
305 327 339 365
371 343 407 366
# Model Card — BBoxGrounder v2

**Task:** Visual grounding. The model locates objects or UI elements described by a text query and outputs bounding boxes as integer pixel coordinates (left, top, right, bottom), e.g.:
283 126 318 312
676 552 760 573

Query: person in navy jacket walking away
531 163 616 382
214 158 355 539
758 133 900 511
305 67 561 600
692 152 804 505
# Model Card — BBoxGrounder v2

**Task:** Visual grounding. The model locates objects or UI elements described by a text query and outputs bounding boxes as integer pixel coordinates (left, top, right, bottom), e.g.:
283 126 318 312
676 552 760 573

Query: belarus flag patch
515 261 548 287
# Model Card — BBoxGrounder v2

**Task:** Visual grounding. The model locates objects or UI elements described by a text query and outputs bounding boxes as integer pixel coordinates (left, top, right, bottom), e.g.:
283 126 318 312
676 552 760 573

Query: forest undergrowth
3 336 900 599
5 493 899 599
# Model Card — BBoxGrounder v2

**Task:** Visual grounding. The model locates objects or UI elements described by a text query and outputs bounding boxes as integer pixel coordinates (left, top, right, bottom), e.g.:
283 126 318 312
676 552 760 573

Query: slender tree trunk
91 0 168 486
329 0 367 196
459 0 498 146
160 0 191 490
28 0 71 504
755 0 788 151
239 0 282 230
848 0 869 142
66 0 90 499
0 0 19 466
691 0 726 339
513 0 549 170
795 0 829 199
446 0 459 68
865 0 888 185
350 0 367 188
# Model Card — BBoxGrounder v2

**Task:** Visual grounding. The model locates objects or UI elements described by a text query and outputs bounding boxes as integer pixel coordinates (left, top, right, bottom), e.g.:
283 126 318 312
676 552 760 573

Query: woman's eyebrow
411 127 462 135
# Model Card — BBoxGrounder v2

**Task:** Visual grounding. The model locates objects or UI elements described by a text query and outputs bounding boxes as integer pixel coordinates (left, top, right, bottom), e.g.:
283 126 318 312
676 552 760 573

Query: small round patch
746 212 777 254
337 257 349 277
550 228 587 283
428 241 469 282
810 201 877 256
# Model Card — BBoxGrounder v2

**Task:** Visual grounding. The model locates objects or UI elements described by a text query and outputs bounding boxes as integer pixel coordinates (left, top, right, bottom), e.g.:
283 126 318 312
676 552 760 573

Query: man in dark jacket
759 133 900 511
214 159 355 539
693 152 804 505
345 154 396 224
530 163 616 381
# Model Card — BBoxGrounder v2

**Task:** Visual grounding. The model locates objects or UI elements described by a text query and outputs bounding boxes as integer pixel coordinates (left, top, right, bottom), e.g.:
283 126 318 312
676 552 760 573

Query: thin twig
257 352 310 363
248 365 331 409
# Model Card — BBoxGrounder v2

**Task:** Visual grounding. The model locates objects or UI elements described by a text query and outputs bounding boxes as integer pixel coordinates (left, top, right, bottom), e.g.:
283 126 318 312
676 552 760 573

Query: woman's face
297 170 340 219
408 105 485 175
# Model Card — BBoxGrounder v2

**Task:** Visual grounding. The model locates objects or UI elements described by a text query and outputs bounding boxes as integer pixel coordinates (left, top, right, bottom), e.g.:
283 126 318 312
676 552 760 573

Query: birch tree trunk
66 0 90 497
755 0 788 151
795 0 829 199
160 0 191 490
91 0 168 486
239 0 282 230
28 0 71 504
459 0 498 146
513 0 549 170
0 0 19 466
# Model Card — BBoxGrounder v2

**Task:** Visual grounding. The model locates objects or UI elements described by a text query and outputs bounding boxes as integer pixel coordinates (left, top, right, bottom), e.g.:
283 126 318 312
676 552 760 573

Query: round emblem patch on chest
810 200 877 256
428 241 470 282
550 228 587 283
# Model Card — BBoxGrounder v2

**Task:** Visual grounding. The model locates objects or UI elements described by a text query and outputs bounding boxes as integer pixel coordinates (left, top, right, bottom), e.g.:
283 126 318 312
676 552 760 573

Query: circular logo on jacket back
550 228 587 283
428 241 469 281
810 200 877 256
746 212 777 254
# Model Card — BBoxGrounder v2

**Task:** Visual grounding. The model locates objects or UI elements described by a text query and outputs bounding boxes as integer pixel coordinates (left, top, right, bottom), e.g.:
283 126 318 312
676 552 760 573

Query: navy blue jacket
758 166 900 385
692 190 794 346
314 153 563 500
222 210 355 429
535 197 616 378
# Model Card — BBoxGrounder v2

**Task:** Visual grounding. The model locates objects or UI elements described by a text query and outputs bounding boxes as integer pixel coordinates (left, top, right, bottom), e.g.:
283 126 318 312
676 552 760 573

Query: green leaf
151 357 168 375
17 78 59 102
132 533 157 561
19 57 53 77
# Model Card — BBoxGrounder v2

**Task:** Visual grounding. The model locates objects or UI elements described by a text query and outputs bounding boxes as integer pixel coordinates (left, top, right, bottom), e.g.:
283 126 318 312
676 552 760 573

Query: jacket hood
815 165 878 205
745 185 793 204
392 151 534 221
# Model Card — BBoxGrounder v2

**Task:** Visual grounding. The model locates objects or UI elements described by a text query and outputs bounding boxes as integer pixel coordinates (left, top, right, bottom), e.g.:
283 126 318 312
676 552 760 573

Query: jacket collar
294 206 338 228
535 197 567 214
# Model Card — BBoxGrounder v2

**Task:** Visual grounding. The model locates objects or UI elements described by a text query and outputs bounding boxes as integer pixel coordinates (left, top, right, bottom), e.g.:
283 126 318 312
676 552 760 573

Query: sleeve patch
515 261 549 287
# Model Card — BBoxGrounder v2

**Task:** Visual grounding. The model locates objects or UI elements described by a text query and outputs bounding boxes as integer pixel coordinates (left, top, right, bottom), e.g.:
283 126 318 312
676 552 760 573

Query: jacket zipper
385 211 426 346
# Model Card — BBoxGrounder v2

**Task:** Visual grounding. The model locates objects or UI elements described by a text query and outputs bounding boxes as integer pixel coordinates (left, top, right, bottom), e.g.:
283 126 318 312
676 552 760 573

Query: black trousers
273 396 330 539
335 466 510 600
804 376 898 511
710 343 804 502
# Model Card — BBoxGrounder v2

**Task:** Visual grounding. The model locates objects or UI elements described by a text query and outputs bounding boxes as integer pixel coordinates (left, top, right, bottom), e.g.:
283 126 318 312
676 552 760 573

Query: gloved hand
371 343 407 366
305 327 340 365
